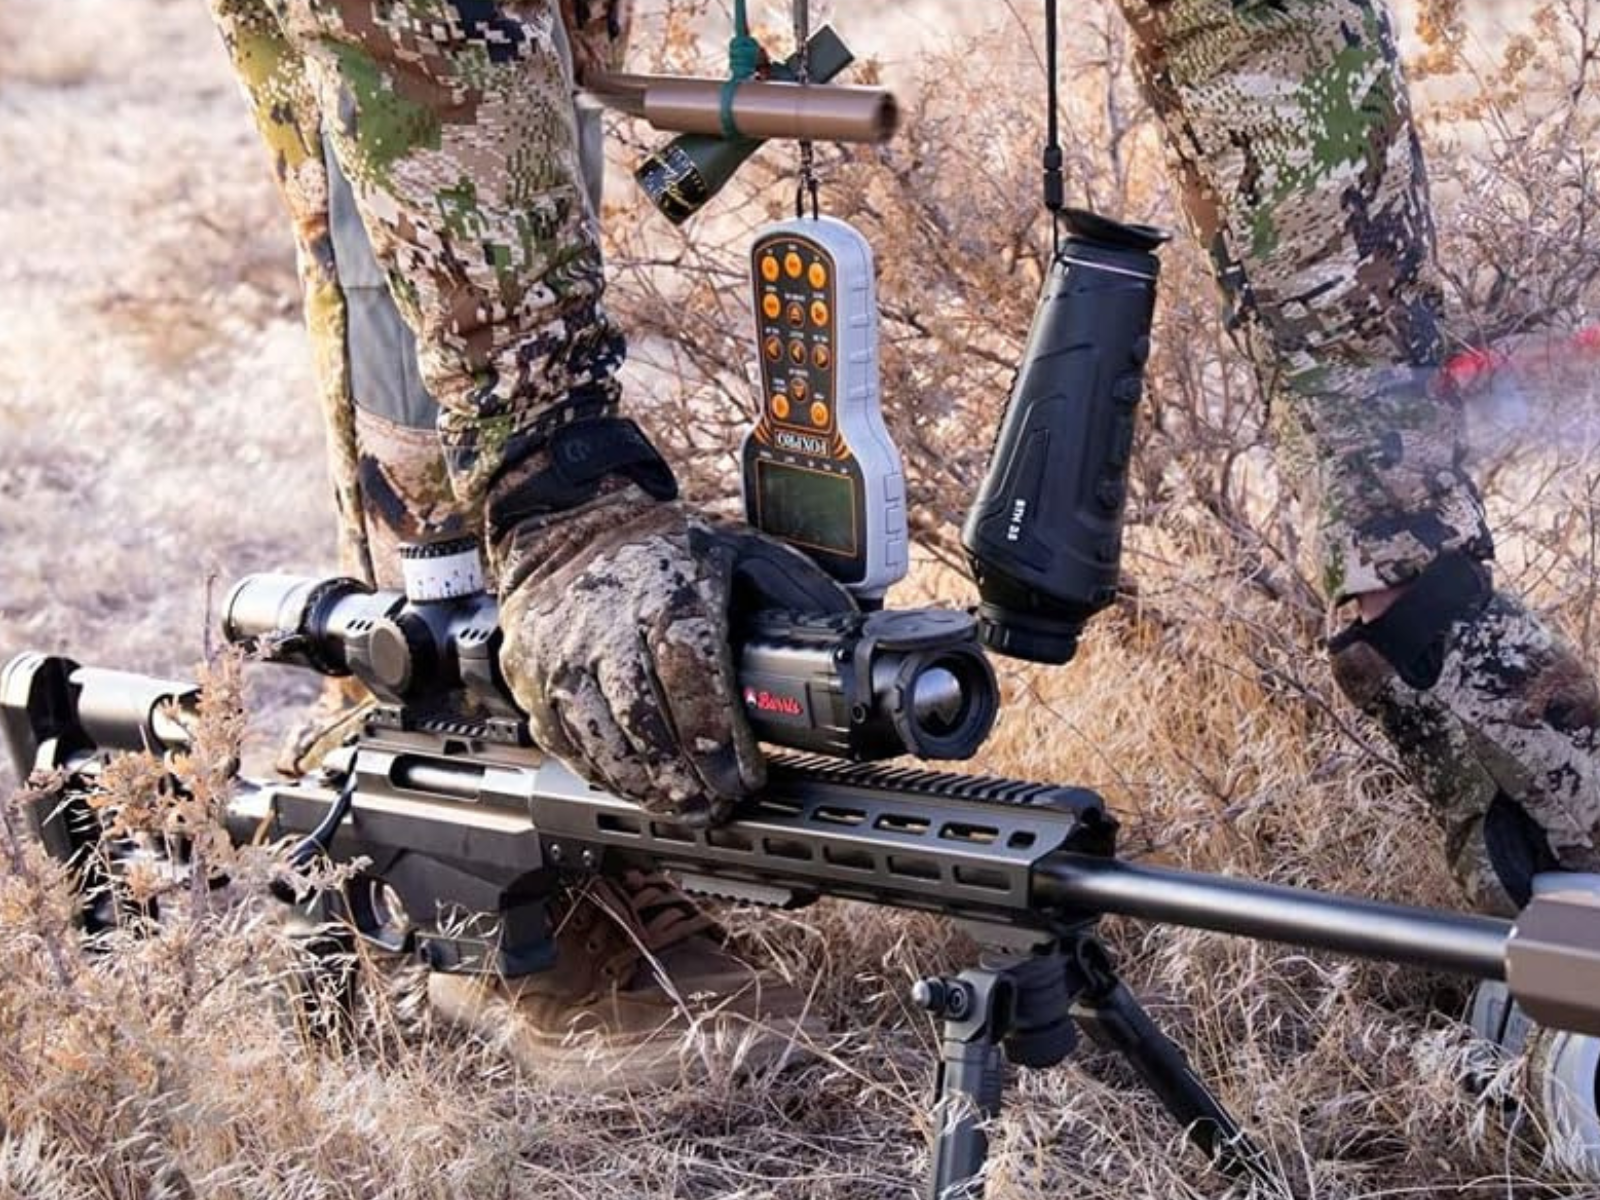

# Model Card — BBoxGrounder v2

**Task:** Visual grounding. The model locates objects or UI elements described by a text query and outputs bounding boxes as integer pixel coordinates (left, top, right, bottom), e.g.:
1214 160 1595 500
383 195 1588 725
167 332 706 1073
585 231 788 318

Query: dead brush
4 1 1600 1197
0 654 484 1199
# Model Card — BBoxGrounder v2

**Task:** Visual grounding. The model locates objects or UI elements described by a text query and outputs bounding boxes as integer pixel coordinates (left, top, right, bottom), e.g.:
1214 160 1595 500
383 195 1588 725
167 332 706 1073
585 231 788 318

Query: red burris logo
743 686 804 717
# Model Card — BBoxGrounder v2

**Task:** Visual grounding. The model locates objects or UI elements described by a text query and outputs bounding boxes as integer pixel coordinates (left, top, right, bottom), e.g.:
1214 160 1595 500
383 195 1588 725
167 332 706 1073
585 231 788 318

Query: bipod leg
915 968 1010 1200
914 946 1082 1199
1067 936 1275 1186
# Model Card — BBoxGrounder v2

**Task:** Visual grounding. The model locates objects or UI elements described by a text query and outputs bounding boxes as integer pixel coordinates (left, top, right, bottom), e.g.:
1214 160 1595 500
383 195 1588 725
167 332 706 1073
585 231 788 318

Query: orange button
760 254 780 283
786 302 805 327
772 394 791 420
811 344 830 370
762 293 781 320
809 401 829 427
808 262 828 289
810 300 829 327
784 251 804 279
788 340 806 364
789 376 809 401
764 335 782 361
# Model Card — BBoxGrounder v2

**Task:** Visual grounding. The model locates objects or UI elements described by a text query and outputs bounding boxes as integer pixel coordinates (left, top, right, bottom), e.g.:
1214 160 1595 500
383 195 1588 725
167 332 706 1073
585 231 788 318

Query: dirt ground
0 0 337 789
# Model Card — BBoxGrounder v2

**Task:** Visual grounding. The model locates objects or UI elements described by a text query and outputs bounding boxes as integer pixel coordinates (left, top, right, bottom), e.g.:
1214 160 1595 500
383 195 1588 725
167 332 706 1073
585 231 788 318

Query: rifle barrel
1039 856 1510 978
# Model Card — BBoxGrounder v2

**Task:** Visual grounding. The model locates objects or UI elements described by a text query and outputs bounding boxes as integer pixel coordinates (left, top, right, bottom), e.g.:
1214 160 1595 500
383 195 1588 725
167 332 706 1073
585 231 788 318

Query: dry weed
4 1 1600 1198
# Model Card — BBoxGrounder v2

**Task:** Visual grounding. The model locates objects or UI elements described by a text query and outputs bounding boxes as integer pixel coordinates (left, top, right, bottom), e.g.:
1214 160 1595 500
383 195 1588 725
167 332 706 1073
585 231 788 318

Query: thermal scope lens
893 649 998 760
910 666 966 735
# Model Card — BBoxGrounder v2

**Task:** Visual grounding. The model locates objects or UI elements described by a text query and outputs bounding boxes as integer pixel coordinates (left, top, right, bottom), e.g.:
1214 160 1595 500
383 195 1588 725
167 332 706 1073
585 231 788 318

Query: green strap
721 0 760 140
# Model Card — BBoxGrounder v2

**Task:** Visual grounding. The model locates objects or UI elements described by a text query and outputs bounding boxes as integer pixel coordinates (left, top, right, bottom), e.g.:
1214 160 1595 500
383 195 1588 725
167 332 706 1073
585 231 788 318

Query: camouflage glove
490 421 852 826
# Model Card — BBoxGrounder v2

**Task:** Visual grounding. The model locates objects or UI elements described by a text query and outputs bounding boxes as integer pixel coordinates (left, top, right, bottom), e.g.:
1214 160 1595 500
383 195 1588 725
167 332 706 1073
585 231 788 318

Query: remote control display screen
756 461 857 557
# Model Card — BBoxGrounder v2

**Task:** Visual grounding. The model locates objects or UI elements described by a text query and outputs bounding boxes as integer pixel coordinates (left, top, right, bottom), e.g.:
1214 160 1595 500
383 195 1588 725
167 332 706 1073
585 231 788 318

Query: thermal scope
962 210 1169 664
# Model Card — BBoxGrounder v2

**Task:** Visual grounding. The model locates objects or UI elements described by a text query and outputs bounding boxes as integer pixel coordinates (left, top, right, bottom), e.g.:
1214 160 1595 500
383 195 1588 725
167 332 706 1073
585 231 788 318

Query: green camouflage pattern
1116 0 1598 913
1116 0 1493 600
274 0 628 507
1332 594 1600 915
209 0 629 590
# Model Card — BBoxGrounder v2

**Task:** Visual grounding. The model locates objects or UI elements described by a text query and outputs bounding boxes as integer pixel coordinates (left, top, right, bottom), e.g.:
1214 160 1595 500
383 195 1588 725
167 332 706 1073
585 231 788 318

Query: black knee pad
1327 553 1494 690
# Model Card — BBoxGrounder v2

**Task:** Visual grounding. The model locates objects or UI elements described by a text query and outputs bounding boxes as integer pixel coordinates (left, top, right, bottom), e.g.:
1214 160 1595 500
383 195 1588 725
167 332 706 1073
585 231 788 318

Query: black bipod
914 930 1273 1199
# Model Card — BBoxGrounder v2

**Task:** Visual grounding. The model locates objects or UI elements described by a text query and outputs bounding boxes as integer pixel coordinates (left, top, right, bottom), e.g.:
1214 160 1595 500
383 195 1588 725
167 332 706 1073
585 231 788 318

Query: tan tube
1506 892 1600 1036
587 73 898 143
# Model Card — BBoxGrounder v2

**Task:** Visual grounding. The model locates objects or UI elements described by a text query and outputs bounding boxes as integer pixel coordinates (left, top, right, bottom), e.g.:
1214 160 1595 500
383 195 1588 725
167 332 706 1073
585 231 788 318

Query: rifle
7 579 1600 1199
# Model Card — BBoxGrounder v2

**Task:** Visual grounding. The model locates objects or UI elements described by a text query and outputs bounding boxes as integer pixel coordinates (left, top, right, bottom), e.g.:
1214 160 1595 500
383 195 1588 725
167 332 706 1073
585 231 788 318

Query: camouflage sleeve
1115 0 1493 600
271 0 628 512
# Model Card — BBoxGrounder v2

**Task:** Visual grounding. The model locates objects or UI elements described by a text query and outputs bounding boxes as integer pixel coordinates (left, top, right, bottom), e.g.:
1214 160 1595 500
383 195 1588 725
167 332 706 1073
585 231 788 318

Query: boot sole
428 973 828 1092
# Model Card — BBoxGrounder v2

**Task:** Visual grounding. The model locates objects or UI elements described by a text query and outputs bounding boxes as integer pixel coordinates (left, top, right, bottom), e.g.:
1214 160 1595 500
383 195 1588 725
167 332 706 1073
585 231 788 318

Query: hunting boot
428 868 823 1089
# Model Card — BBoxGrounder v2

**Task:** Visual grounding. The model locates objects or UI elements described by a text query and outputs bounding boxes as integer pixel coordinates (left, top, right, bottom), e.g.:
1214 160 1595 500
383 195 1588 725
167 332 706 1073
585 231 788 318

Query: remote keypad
741 217 908 601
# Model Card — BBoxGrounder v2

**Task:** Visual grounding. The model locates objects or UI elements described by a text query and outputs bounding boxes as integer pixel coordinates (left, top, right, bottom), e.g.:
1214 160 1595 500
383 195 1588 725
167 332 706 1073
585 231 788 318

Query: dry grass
4 1 1600 1197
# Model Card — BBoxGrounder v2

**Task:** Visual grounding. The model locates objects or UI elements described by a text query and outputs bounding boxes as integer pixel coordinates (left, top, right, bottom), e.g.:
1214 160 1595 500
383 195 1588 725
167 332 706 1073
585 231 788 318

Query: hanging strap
721 0 762 140
1043 0 1065 251
794 0 819 218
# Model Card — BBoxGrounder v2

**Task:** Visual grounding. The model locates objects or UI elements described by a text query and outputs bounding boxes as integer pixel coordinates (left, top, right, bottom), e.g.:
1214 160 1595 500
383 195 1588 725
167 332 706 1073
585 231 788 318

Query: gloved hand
493 467 852 827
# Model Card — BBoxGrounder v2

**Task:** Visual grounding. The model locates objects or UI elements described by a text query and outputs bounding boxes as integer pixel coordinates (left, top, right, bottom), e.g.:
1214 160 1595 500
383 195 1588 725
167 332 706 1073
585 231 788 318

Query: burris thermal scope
736 608 997 761
223 540 998 763
963 210 1170 665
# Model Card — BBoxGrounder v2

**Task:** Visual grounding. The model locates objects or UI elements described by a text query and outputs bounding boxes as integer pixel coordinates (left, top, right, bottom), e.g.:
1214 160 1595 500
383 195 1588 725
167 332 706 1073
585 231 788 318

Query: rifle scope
222 557 998 763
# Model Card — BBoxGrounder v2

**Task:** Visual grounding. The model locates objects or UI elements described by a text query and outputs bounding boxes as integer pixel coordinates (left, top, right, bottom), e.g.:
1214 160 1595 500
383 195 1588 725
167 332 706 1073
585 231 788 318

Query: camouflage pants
211 0 1600 913
207 0 629 587
1112 0 1600 913
1115 0 1492 599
